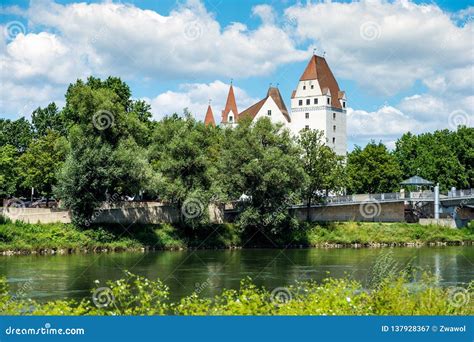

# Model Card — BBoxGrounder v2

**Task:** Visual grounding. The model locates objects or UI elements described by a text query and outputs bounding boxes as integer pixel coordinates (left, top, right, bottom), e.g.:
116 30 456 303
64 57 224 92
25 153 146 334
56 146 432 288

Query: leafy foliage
394 128 472 190
1 272 472 316
17 131 68 199
297 129 345 218
346 141 402 194
218 117 304 234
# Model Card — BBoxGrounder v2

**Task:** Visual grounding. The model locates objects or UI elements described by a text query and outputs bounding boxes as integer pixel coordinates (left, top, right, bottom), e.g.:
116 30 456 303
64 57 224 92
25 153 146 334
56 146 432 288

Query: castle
204 54 347 155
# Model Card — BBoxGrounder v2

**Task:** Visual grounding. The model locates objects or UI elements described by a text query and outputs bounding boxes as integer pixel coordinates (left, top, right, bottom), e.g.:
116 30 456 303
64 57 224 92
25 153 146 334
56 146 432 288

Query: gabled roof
221 84 239 123
239 98 266 120
267 87 290 122
204 105 216 127
299 55 343 109
239 87 291 123
400 175 434 186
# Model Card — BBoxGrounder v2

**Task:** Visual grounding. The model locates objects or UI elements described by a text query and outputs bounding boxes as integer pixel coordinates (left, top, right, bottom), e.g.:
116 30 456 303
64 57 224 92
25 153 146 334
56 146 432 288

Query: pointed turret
299 55 343 109
204 105 216 127
221 83 239 125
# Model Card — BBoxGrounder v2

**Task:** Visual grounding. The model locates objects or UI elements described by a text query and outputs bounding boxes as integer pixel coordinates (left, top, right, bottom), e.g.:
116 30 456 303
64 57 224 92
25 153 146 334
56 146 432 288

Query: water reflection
1 246 472 302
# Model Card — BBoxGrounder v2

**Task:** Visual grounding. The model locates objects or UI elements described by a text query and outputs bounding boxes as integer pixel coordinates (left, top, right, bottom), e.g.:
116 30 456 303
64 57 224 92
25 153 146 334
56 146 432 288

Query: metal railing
322 189 473 206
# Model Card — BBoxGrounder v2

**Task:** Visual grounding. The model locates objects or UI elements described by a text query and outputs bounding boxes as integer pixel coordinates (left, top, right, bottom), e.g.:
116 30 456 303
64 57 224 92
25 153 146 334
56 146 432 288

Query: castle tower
290 55 347 155
204 104 216 127
221 83 239 127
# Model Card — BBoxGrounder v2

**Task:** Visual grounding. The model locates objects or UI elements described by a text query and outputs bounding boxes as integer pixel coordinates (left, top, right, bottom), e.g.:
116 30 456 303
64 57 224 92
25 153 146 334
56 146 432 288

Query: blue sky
1 0 473 148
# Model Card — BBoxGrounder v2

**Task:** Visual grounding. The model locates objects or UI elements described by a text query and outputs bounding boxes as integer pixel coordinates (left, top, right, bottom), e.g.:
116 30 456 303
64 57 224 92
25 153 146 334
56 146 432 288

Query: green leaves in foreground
0 272 472 316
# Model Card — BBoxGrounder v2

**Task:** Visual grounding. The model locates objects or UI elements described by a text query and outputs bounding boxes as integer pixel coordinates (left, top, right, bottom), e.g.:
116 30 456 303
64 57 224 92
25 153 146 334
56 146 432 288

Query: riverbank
1 272 472 315
0 220 473 255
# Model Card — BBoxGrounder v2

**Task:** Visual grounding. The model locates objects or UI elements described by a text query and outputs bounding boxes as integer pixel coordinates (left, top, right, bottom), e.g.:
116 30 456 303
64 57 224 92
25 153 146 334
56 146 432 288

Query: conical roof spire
204 104 216 127
221 83 238 123
299 55 343 109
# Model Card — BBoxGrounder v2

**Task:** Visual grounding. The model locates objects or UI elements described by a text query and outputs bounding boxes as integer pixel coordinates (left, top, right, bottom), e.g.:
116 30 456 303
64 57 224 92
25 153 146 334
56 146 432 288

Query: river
1 246 473 303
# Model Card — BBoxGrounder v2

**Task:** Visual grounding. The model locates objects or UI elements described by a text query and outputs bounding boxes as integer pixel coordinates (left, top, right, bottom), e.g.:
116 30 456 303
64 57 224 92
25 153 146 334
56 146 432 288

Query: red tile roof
204 105 216 127
221 84 239 123
239 87 291 123
299 55 343 109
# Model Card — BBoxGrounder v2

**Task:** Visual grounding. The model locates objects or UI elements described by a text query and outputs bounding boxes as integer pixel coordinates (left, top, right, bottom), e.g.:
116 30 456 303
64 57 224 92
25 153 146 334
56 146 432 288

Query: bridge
285 188 474 227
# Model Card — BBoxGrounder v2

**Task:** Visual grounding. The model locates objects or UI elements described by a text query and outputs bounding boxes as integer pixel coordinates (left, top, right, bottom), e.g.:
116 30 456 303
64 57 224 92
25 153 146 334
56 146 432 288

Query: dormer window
267 110 271 116
343 101 346 108
229 116 233 123
327 98 330 105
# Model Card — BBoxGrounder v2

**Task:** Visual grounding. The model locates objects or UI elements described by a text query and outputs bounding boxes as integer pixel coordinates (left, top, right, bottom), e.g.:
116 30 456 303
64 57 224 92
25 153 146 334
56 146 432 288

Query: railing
322 189 473 206
448 189 473 198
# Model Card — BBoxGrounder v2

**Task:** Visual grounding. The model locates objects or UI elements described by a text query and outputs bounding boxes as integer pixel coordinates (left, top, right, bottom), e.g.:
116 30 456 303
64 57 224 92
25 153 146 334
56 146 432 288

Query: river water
1 246 473 302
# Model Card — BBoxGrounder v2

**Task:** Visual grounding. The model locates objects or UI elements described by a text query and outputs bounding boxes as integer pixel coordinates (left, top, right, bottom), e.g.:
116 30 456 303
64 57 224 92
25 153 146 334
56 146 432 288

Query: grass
300 221 474 246
0 271 472 315
0 219 472 254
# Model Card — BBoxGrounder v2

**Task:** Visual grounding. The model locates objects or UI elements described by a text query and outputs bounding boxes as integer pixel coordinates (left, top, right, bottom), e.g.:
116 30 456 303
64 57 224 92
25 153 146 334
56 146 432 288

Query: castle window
333 125 336 132
306 99 310 105
314 98 318 105
305 113 309 119
327 98 330 105
332 137 336 144
343 101 346 108
305 125 310 130
299 100 303 106
303 85 306 90
333 113 336 120
267 110 272 116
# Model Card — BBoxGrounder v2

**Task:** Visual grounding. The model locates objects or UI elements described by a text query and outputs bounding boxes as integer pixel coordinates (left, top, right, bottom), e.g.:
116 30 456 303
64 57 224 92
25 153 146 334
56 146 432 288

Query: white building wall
253 97 289 126
290 80 347 155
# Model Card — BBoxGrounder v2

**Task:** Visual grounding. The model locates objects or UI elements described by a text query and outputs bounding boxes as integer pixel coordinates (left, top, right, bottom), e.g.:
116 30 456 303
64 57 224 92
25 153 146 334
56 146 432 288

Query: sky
1 0 473 149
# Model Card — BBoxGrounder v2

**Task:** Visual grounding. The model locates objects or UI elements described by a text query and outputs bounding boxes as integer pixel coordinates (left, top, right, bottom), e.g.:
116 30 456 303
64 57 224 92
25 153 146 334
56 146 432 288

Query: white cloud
285 0 473 96
348 105 414 137
25 0 306 79
1 0 306 117
146 80 258 122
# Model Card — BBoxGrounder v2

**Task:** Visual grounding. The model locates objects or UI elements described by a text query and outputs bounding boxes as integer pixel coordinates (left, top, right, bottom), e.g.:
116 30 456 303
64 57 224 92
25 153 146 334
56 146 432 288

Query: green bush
0 272 472 316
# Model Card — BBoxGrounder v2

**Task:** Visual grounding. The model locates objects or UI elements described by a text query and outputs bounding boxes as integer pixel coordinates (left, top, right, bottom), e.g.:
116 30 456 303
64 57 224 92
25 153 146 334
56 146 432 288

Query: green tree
347 141 402 194
0 117 33 152
149 111 221 225
56 77 153 226
31 103 65 137
297 129 345 220
394 129 470 190
218 117 304 234
17 131 68 203
0 145 18 198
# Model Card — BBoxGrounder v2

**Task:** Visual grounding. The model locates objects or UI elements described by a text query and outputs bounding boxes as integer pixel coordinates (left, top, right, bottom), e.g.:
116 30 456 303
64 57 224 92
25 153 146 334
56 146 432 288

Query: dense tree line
1 77 472 231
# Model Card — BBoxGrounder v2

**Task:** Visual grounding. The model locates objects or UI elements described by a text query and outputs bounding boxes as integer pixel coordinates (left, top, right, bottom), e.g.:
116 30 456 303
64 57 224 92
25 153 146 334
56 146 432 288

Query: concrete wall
289 202 406 222
0 201 225 225
0 207 72 224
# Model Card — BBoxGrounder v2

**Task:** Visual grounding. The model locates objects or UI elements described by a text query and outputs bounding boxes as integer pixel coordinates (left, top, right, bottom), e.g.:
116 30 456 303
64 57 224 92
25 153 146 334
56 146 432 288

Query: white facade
290 87 347 155
252 97 289 126
217 55 348 156
289 57 347 156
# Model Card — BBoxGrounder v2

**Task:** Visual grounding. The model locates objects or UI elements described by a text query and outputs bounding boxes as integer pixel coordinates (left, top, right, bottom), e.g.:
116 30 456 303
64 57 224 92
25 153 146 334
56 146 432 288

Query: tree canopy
1 75 472 231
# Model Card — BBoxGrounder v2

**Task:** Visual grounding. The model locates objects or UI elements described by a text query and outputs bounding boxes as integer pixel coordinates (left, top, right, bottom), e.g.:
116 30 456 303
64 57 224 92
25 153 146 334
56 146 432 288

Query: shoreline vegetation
0 220 473 256
1 271 472 315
